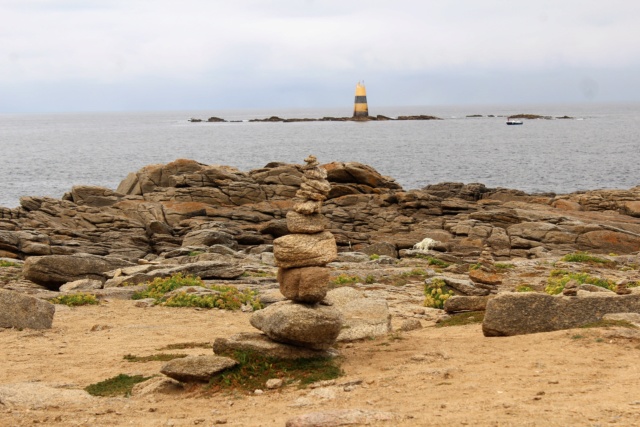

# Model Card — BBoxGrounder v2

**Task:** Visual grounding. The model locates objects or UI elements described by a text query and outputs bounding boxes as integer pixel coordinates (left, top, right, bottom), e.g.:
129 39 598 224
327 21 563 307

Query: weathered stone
0 382 94 409
286 211 328 234
576 230 640 253
334 252 370 263
293 200 323 215
324 287 391 341
278 266 329 303
23 254 133 290
360 242 398 259
0 289 55 329
429 276 489 296
160 355 238 382
59 279 104 292
285 409 403 427
131 376 184 396
273 231 337 269
483 292 640 336
181 229 238 250
250 301 343 350
444 295 494 313
468 268 502 286
70 185 123 207
160 260 245 280
399 318 423 331
213 332 337 360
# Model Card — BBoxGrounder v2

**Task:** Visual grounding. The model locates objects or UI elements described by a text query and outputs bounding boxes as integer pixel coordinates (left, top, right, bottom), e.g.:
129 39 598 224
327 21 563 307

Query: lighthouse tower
353 82 369 119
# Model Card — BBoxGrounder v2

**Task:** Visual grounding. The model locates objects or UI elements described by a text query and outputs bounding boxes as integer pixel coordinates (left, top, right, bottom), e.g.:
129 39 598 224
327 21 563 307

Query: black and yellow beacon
353 81 369 119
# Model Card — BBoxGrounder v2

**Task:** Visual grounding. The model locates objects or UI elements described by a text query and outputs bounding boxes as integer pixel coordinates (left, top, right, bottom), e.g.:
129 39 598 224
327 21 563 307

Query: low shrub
562 252 613 265
515 285 535 292
0 260 20 268
545 270 616 295
424 278 454 309
132 274 262 311
50 293 99 306
436 311 485 327
330 274 362 286
369 254 380 260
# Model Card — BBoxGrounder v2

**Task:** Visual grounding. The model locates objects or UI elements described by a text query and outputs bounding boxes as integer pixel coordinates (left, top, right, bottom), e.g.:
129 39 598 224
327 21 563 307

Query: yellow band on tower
353 82 368 118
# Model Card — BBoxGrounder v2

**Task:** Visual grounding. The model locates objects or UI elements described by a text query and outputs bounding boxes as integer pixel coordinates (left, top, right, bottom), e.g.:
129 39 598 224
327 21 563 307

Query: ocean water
1 104 639 209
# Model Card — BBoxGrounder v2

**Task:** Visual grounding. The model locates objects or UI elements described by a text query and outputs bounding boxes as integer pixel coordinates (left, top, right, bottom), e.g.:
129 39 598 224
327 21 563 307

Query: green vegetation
132 273 262 311
515 285 535 293
364 274 376 284
369 254 380 260
188 251 204 257
413 254 451 268
330 274 363 286
241 270 276 278
85 374 152 397
50 293 99 307
158 342 212 351
561 252 613 265
207 350 342 392
401 268 430 278
544 270 616 295
469 263 482 270
436 311 485 328
495 263 515 270
123 353 188 363
0 260 20 268
424 278 454 309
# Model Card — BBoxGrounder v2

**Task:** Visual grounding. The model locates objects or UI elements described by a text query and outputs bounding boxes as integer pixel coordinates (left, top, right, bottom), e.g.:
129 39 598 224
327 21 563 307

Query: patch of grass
188 251 204 257
123 353 188 363
158 342 212 350
0 260 20 268
545 270 617 295
330 274 363 286
50 293 99 307
495 263 515 270
436 311 485 328
364 274 376 284
580 319 639 329
241 270 276 278
207 350 342 393
571 334 585 339
469 263 482 270
85 374 151 397
424 278 454 309
562 252 613 265
401 268 429 278
515 285 535 293
132 274 262 310
369 254 380 260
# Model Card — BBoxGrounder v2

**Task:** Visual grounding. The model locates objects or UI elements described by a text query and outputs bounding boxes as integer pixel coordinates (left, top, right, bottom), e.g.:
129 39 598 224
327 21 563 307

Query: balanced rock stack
250 155 342 350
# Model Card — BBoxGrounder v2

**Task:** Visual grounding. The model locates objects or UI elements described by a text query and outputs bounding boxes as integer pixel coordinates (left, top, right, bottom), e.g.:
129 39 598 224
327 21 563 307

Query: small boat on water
506 117 523 125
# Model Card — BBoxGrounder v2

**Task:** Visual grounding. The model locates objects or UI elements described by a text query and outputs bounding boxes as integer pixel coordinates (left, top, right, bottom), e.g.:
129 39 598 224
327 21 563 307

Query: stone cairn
249 155 343 351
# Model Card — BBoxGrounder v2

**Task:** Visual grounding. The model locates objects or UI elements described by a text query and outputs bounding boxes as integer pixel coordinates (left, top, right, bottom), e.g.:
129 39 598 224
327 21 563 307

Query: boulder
250 301 343 350
213 332 337 360
360 242 398 259
273 231 337 269
0 289 55 329
159 260 245 280
278 266 330 303
468 268 502 286
131 377 184 396
429 276 490 296
483 292 640 337
160 355 238 382
444 295 494 313
324 287 391 341
285 211 328 234
0 382 94 409
23 254 134 290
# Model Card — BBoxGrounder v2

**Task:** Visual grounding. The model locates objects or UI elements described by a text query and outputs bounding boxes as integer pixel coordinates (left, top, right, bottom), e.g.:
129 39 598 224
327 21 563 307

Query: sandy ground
2 297 640 427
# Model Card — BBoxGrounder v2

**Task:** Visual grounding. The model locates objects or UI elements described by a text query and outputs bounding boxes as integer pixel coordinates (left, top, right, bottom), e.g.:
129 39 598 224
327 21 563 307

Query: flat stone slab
324 287 391 341
160 355 237 382
0 289 55 330
273 231 337 269
286 409 404 427
483 292 640 337
213 332 338 360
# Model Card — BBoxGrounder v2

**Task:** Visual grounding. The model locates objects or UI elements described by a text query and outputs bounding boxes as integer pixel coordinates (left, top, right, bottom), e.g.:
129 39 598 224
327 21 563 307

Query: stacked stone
250 155 342 350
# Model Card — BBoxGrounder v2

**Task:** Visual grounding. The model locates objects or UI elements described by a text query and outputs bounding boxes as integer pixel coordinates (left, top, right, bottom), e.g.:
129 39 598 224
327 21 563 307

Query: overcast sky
2 0 639 113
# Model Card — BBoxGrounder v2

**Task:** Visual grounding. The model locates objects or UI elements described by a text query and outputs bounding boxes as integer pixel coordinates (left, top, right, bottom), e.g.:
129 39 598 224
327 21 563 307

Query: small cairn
250 155 343 350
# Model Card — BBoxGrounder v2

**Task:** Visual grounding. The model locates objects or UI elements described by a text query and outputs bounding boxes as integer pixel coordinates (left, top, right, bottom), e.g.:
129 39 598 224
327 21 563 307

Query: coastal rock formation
0 158 639 266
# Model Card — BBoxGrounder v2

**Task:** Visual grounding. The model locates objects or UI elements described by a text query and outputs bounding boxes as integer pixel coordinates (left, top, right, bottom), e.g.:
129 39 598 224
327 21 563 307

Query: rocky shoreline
1 158 639 263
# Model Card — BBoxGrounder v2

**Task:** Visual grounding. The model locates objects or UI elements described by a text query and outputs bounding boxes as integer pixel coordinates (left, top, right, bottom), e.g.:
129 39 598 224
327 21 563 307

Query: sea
1 104 639 209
